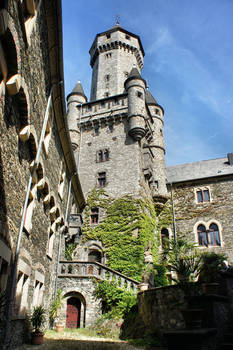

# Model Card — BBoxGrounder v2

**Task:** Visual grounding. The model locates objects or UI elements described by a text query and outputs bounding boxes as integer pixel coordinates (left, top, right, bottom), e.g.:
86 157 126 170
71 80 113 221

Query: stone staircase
58 260 140 293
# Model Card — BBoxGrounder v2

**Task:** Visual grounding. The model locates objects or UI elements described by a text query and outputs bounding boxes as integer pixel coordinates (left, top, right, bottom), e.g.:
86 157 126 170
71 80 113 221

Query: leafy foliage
94 280 137 319
199 251 227 283
50 289 64 322
82 188 159 281
153 263 169 287
65 243 75 261
162 237 202 283
31 305 46 332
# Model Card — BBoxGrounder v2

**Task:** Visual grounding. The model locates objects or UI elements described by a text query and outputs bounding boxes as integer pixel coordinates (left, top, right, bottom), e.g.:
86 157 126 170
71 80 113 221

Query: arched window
197 224 208 247
208 223 221 246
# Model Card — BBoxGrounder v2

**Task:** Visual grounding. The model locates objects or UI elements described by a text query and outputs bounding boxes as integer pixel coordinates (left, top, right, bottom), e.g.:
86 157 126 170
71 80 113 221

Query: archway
88 250 102 263
64 291 86 328
66 297 81 328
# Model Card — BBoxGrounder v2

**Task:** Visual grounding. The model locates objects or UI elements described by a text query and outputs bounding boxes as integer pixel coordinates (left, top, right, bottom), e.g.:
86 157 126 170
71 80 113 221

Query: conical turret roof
72 81 85 96
67 80 87 102
145 89 158 105
124 65 146 88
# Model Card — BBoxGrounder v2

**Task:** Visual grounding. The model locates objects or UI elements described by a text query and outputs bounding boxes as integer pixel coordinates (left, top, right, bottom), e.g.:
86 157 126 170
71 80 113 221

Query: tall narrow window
197 224 208 246
161 228 169 249
98 172 106 187
97 150 103 162
32 271 45 307
15 260 31 316
58 162 66 199
90 208 99 224
104 149 109 161
208 223 221 246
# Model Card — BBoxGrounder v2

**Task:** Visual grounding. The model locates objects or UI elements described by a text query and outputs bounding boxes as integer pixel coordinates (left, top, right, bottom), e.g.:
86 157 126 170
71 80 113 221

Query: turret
67 81 87 152
125 66 146 141
145 88 168 208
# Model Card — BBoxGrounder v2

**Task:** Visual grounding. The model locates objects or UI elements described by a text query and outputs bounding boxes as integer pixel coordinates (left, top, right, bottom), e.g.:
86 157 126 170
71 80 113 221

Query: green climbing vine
82 188 160 281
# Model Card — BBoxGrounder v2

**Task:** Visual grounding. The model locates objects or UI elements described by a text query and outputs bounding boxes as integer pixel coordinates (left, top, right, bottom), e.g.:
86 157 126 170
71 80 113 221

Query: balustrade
58 260 139 293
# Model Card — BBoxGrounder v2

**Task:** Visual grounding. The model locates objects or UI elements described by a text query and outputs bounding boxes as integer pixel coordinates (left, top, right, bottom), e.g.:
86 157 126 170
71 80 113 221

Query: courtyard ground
15 329 163 350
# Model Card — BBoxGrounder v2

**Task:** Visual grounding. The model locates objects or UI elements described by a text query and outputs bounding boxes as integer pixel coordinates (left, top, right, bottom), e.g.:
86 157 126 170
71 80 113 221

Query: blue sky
62 0 233 166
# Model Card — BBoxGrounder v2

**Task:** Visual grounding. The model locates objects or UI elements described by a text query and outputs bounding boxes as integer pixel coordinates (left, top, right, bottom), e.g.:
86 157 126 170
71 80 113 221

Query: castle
0 1 232 348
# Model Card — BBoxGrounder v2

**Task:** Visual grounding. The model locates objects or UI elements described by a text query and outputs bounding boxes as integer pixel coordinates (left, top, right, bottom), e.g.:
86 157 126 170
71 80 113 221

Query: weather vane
116 14 120 25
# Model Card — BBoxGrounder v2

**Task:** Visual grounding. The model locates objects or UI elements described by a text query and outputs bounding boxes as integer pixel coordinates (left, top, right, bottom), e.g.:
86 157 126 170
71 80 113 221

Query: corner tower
89 23 144 100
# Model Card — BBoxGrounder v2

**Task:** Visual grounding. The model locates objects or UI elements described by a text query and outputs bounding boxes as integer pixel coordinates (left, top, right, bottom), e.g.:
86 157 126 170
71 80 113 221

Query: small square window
98 172 106 187
87 105 92 111
113 99 119 106
125 34 130 40
106 33 111 39
101 101 105 108
137 91 143 99
196 189 210 203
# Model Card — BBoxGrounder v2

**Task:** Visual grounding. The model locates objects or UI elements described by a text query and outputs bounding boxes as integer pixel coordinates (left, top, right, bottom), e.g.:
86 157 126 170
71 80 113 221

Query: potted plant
30 305 46 345
50 289 65 332
199 251 227 294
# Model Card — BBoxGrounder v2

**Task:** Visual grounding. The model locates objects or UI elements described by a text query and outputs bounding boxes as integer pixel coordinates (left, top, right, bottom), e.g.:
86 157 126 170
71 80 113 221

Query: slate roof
145 89 158 105
72 81 85 96
166 156 233 183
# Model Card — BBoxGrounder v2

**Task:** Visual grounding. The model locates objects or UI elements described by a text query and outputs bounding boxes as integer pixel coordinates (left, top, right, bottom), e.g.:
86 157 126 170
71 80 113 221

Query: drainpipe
3 83 59 350
54 177 72 296
77 103 83 170
170 182 177 242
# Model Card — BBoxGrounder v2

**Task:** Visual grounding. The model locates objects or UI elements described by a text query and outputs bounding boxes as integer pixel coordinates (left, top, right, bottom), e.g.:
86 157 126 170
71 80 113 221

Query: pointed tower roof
67 81 87 102
72 81 85 96
145 89 158 105
124 65 146 88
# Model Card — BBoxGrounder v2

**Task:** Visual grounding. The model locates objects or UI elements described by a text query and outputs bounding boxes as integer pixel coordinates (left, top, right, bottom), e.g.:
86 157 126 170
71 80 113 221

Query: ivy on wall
82 188 160 281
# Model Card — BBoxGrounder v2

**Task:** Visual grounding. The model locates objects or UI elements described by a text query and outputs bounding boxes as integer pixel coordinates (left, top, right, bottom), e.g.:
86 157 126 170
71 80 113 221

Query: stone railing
58 260 139 293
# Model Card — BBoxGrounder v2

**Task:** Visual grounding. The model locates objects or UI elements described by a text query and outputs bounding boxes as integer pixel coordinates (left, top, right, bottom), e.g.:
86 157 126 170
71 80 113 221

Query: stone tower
67 24 167 206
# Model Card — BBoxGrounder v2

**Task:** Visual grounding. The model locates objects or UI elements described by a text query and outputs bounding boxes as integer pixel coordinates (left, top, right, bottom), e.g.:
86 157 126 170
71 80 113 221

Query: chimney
227 153 233 165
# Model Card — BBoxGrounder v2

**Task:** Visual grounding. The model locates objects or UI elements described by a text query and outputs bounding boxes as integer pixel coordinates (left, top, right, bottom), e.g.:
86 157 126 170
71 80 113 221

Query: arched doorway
66 297 81 328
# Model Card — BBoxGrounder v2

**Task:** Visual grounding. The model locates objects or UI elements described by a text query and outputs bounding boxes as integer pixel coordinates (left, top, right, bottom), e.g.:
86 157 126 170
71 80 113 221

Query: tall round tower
125 66 147 141
67 81 87 153
89 24 144 100
145 89 168 205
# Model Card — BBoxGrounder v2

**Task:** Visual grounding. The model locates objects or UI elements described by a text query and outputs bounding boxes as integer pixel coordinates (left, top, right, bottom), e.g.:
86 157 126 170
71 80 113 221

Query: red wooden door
66 298 81 328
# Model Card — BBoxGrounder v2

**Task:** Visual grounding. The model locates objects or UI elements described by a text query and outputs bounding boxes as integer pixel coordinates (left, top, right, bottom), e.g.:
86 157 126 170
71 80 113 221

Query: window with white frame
47 224 56 259
58 161 66 199
197 222 221 247
196 188 210 203
14 259 31 316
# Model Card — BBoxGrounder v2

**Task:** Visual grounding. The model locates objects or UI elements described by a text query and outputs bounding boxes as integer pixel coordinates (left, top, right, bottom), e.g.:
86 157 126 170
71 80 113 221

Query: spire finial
116 14 120 25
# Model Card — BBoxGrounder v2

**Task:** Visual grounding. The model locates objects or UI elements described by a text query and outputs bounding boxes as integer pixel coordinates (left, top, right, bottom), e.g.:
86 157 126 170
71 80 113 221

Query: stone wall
0 1 81 348
57 276 101 327
170 175 233 262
